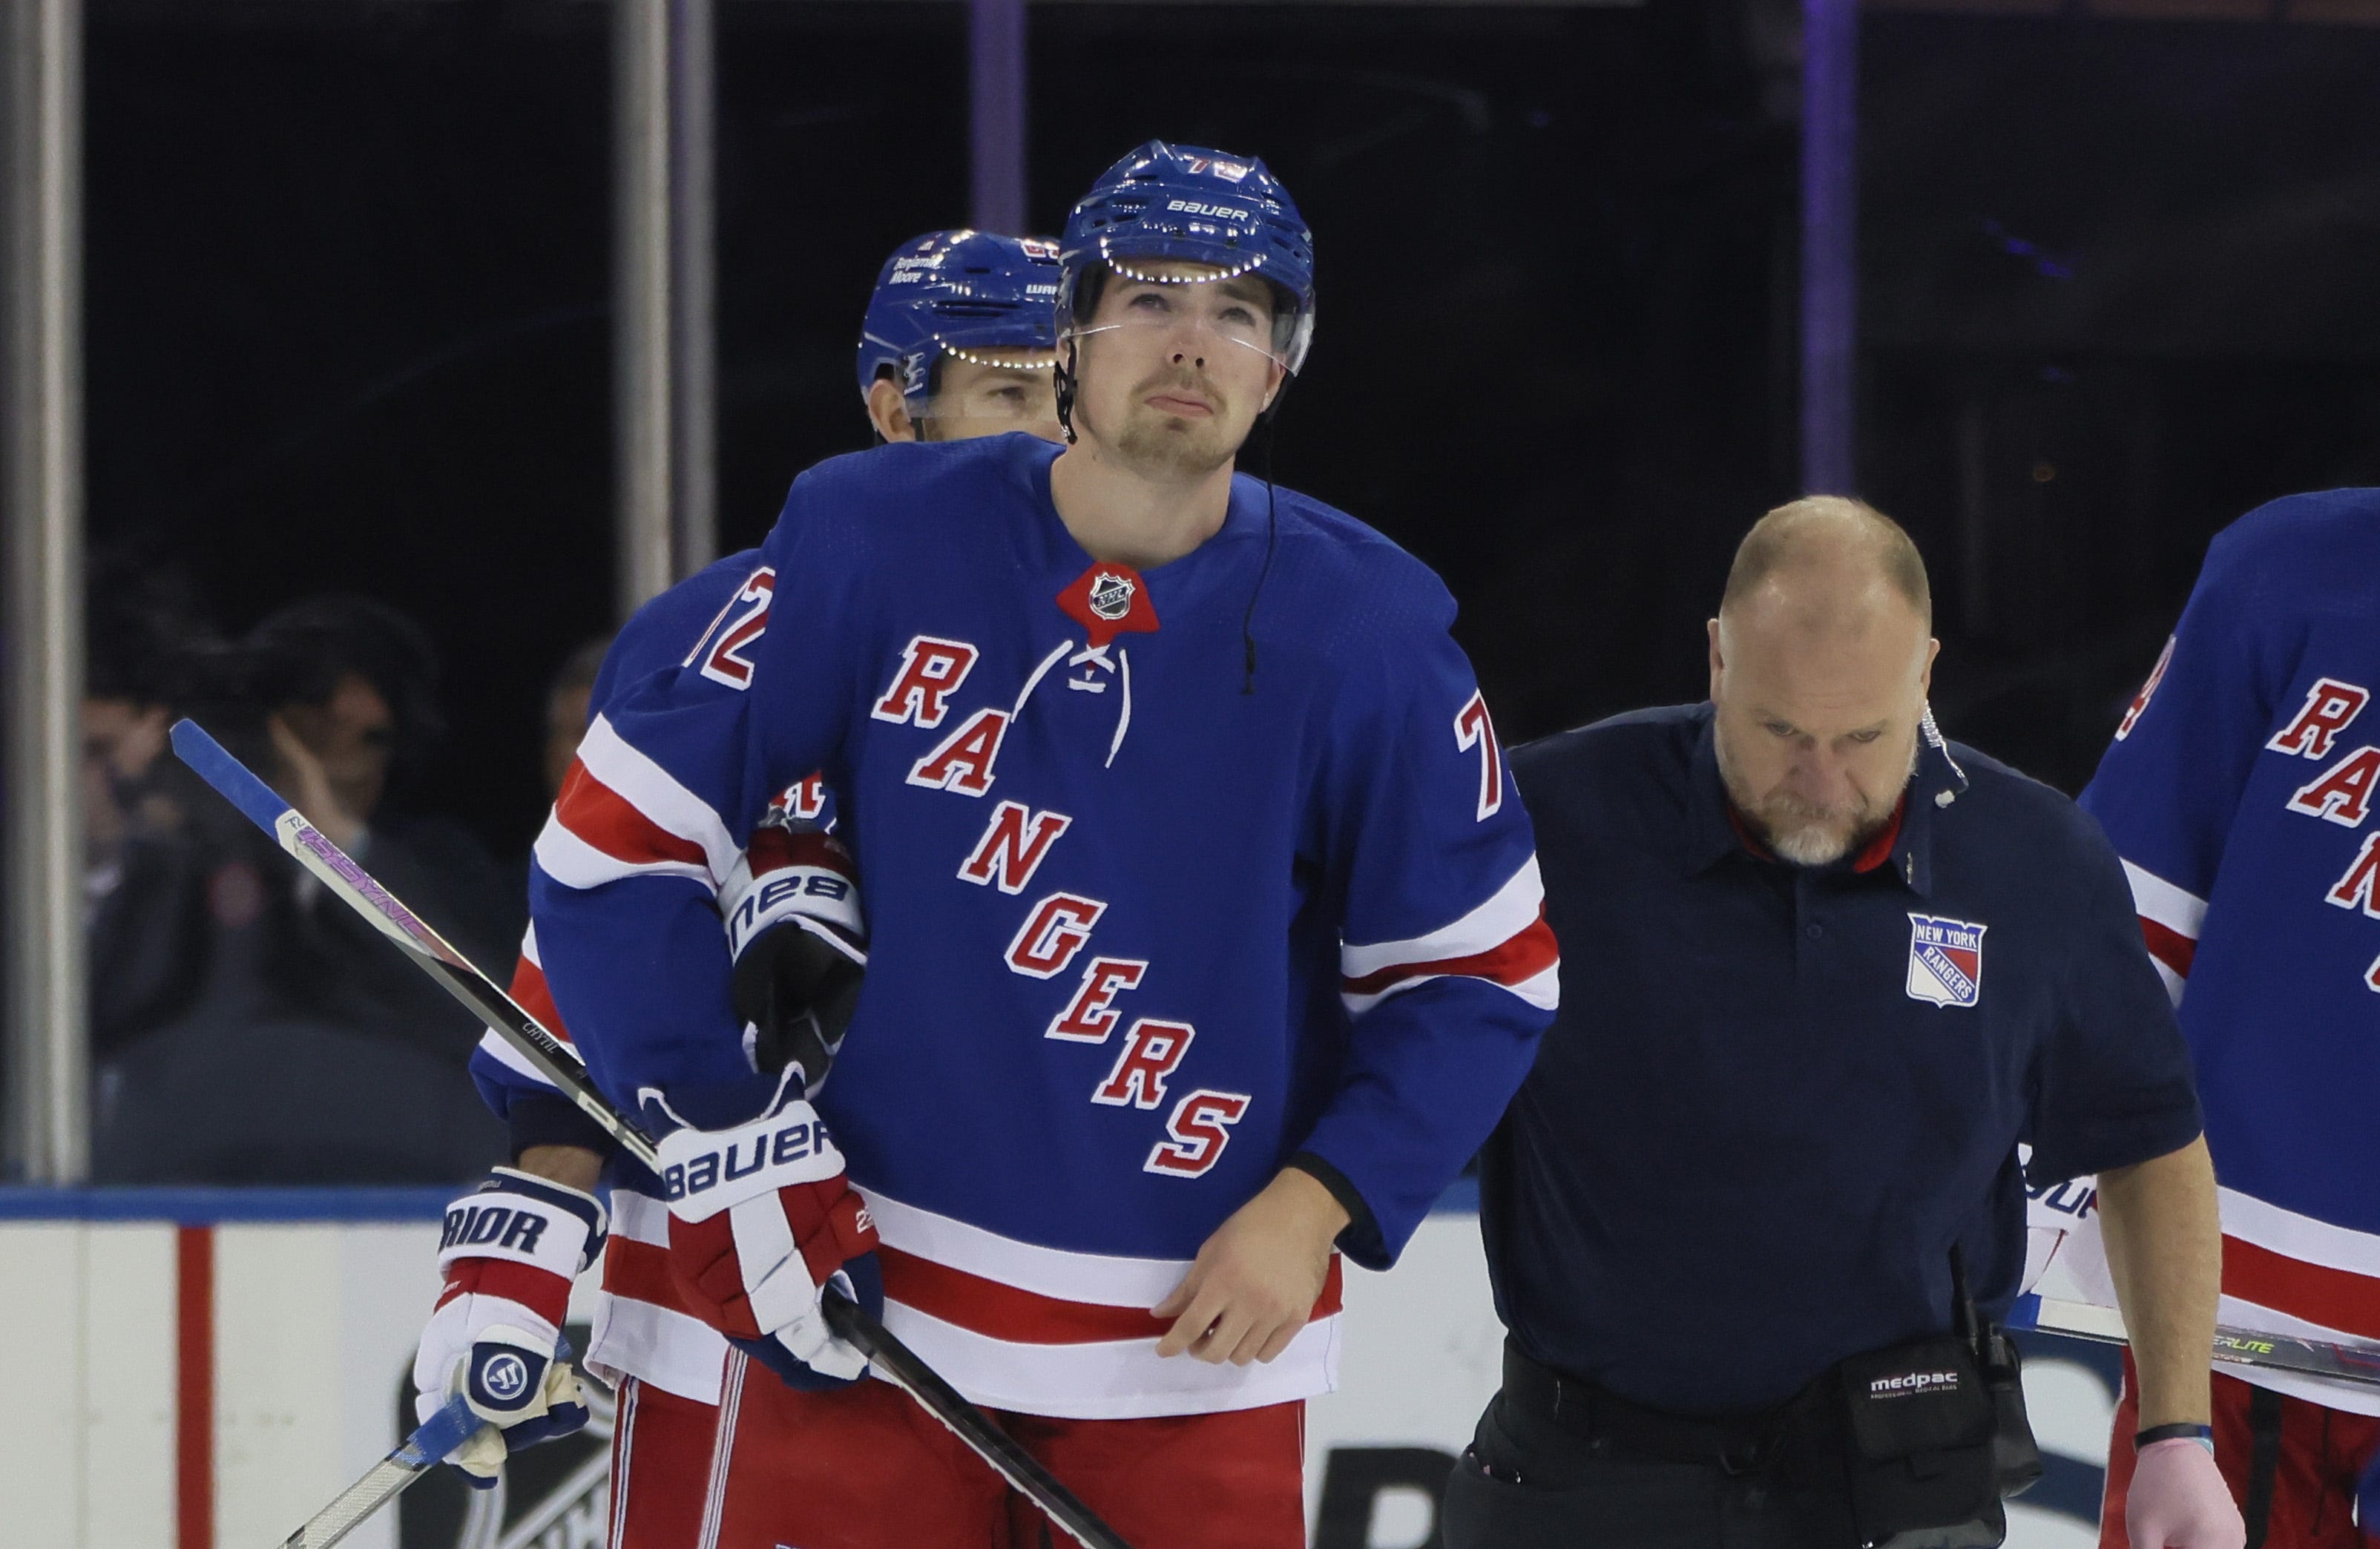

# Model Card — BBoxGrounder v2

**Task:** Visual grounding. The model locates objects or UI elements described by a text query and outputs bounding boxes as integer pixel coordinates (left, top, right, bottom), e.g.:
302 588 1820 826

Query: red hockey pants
605 1353 1308 1549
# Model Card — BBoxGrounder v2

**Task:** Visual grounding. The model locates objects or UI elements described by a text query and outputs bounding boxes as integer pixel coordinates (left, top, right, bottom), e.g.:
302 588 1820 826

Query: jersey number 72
685 567 778 691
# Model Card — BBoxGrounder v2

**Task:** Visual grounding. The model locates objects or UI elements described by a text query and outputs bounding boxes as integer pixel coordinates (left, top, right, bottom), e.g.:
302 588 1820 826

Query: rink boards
0 1188 2117 1549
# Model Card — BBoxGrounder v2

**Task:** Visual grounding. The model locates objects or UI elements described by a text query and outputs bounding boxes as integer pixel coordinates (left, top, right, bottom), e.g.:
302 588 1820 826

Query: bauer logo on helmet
1166 199 1250 223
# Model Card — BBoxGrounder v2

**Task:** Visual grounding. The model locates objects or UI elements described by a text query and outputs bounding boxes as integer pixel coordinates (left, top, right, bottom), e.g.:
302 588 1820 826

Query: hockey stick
275 1394 482 1549
170 720 1138 1549
2011 1293 2380 1390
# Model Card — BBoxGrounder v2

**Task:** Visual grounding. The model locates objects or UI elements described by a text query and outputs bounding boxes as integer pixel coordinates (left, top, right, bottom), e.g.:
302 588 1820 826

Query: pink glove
2127 1438 2244 1549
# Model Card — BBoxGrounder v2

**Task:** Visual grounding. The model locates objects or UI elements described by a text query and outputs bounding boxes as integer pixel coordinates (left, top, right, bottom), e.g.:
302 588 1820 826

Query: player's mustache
1135 366 1224 409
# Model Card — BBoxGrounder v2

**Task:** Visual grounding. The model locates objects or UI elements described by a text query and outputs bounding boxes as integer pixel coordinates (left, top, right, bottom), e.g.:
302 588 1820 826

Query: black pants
1442 1384 1864 1549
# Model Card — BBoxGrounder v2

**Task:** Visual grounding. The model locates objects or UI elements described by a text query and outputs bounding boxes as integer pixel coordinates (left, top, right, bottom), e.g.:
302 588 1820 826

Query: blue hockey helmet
1056 142 1316 377
854 230 1063 411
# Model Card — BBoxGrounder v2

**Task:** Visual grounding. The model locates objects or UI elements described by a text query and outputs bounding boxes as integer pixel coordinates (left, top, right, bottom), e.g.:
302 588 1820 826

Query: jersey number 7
1456 691 1504 822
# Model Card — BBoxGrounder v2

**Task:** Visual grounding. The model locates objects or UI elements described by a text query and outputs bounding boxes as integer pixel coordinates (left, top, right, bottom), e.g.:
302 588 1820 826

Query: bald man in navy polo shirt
1444 499 2241 1549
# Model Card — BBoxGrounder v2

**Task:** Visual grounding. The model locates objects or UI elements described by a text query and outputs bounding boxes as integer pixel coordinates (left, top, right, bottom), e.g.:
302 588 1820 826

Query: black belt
1501 1341 1832 1477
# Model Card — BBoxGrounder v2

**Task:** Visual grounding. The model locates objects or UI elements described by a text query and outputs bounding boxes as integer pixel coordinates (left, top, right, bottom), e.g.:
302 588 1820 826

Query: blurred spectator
543 635 611 801
243 593 520 960
87 590 508 1185
84 562 219 1065
82 559 209 889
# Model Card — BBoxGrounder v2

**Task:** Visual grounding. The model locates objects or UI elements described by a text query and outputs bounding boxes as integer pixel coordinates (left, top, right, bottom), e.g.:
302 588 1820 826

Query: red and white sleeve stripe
533 713 741 893
474 923 582 1091
2218 1188 2380 1347
2213 1188 2380 1413
2120 858 2207 1005
1338 857 1562 1016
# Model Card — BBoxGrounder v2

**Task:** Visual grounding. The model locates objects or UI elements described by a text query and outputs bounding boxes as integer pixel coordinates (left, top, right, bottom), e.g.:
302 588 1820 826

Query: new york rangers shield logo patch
1906 912 1987 1007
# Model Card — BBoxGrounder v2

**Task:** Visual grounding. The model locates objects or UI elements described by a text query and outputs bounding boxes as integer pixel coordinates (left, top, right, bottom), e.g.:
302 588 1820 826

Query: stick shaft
2017 1295 2380 1390
172 719 1135 1549
275 1397 481 1549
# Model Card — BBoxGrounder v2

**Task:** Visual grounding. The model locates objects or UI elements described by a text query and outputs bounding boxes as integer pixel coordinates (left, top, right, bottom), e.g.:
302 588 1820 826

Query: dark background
84 0 2380 864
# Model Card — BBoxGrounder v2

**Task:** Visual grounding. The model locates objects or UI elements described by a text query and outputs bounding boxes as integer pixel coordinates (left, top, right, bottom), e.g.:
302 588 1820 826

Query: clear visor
1066 260 1311 377
910 341 1062 432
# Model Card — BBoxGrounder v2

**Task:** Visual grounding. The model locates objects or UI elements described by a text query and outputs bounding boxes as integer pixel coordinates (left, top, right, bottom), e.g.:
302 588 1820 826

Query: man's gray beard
1765 816 1868 867
1725 735 1919 869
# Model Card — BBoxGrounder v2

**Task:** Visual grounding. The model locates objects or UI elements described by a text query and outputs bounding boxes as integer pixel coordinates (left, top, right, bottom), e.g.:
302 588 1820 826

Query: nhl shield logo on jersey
1088 570 1136 621
1905 912 1987 1007
1056 561 1160 648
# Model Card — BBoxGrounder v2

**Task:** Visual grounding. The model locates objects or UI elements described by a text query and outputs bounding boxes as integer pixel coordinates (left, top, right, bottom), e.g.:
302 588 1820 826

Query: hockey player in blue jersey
518 141 1559 1547
410 230 1067 1542
2073 490 2380 1549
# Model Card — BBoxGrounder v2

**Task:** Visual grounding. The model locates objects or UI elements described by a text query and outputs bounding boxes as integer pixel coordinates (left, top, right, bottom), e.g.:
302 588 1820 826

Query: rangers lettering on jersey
1092 1019 1195 1109
959 802 1073 894
2327 834 2380 919
907 708 1010 795
2265 677 2370 759
1147 1091 1252 1177
2078 490 2380 1414
2284 746 2380 827
517 435 1559 1420
1005 893 1106 979
1048 958 1148 1042
874 637 979 729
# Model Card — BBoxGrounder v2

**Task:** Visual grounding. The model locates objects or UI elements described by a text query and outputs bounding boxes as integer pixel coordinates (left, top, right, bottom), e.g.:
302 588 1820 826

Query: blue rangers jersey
583 550 838 833
525 433 1559 1418
473 548 842 1130
474 548 858 1404
2073 488 2380 1413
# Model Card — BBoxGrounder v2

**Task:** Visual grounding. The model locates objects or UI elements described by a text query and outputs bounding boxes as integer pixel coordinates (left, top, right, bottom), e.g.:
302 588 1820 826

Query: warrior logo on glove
479 1352 532 1402
412 1167 608 1487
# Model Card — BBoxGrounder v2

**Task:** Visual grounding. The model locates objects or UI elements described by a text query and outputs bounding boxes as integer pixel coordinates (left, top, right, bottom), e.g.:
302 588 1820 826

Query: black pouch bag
1833 1334 2004 1549
1831 1246 2037 1548
1977 1324 2042 1501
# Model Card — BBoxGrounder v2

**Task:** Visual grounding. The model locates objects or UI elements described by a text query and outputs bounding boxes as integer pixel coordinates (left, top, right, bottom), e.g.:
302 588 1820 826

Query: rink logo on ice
1905 913 1987 1008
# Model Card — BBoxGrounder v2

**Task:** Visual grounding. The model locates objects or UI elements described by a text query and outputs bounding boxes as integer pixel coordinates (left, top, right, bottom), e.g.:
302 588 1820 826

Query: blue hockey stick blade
169 718 295 835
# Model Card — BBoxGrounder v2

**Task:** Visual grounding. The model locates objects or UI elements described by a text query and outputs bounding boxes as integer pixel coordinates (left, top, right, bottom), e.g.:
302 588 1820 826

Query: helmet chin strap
1054 338 1081 444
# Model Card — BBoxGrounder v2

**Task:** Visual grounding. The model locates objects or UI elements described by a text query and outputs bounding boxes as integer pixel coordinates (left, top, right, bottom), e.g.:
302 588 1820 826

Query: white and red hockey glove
643 1065 881 1390
721 821 866 1096
412 1168 607 1486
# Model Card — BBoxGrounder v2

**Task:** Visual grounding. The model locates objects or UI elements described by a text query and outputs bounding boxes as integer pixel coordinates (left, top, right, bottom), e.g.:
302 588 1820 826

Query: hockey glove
644 1065 881 1391
412 1168 607 1487
721 823 866 1095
